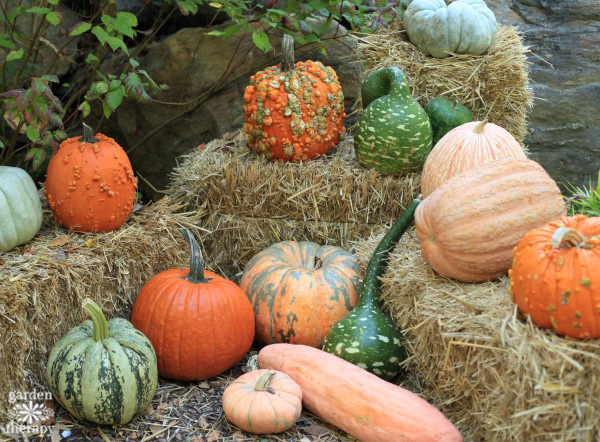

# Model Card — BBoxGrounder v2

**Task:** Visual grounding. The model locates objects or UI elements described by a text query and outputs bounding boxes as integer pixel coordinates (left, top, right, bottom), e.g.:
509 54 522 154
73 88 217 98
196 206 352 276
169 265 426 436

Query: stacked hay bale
0 199 195 422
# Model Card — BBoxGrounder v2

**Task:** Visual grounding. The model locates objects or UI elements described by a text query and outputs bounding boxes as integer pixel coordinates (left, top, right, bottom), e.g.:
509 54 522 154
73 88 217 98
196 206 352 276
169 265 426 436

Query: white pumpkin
0 166 43 252
404 0 498 58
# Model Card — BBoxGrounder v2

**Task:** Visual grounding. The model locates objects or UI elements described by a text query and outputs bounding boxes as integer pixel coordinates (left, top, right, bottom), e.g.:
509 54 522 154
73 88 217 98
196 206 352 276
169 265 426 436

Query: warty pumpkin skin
222 369 302 434
421 120 526 197
510 215 600 339
131 229 255 381
243 35 345 161
44 124 137 232
240 241 361 348
416 158 567 282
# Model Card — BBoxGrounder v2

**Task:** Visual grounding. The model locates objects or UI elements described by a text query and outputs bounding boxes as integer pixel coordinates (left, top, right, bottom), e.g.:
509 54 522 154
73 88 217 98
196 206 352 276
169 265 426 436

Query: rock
104 21 361 200
486 0 600 189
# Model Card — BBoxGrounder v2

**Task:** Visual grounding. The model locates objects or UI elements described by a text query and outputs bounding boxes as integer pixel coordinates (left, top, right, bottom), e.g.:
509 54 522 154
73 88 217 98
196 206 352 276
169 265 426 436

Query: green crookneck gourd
354 67 432 175
323 199 421 380
424 97 473 145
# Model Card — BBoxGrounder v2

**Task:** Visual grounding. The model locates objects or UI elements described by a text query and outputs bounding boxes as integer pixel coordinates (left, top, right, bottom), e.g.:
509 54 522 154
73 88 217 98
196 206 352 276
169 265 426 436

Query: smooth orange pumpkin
421 120 526 197
131 229 254 381
258 344 463 442
222 369 302 434
44 124 137 232
240 241 361 348
242 34 345 161
416 158 567 282
510 215 600 339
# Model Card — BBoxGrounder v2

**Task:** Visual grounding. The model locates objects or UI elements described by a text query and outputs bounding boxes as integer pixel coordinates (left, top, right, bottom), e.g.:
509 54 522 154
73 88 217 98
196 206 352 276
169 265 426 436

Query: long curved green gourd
323 199 420 380
354 67 432 175
46 299 158 425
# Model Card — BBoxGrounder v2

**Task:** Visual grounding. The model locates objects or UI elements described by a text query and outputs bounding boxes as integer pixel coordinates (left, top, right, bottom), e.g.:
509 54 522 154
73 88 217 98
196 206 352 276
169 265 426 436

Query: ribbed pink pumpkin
421 120 526 197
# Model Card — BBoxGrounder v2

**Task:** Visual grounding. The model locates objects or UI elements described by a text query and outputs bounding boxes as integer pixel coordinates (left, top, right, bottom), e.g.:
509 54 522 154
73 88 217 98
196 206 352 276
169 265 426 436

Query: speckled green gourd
46 299 158 425
425 97 473 145
323 199 420 380
355 67 432 174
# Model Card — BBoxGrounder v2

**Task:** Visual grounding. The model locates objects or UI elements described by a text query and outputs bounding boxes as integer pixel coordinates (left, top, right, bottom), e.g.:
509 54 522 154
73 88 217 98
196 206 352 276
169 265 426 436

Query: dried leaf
198 416 210 428
129 431 138 440
304 424 329 437
149 424 163 435
48 235 69 247
206 430 221 442
83 239 94 247
197 381 210 389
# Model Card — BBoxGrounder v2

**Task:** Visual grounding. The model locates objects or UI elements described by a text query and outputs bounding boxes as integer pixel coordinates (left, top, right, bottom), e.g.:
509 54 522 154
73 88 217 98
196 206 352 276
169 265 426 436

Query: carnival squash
416 158 566 282
46 299 158 425
259 344 463 442
510 215 600 339
0 166 43 252
424 97 473 146
241 241 361 348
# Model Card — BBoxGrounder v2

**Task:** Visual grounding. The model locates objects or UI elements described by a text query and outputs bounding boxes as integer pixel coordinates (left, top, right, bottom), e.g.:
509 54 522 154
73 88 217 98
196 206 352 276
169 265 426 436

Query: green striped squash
46 299 158 425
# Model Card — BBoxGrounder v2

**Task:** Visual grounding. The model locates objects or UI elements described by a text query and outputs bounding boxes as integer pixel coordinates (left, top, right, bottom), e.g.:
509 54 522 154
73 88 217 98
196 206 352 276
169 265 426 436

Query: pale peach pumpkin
416 158 566 282
421 120 526 197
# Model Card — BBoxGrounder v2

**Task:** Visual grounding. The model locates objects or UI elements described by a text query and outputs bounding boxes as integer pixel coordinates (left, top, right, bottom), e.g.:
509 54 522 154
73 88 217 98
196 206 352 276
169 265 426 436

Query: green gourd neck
358 198 421 307
180 228 211 283
83 298 109 342
79 123 98 143
362 66 411 109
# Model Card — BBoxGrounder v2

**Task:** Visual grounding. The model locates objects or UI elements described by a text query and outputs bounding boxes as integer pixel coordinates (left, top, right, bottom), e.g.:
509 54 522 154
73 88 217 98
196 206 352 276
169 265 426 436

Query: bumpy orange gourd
242 34 345 161
222 369 302 434
421 120 526 197
240 240 361 348
44 124 137 232
510 215 600 339
416 158 567 282
131 229 254 381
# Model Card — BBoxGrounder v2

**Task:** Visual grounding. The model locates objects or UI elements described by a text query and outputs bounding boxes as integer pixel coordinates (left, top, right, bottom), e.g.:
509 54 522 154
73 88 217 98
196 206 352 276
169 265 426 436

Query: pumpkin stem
473 120 488 134
180 228 211 283
314 256 323 271
255 370 277 393
79 123 99 143
82 298 109 342
551 227 587 249
281 34 295 72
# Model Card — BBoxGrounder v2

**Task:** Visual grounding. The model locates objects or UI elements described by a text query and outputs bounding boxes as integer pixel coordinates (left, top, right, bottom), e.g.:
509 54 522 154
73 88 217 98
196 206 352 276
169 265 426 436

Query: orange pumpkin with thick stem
44 124 137 232
242 34 345 161
131 228 255 381
509 215 600 339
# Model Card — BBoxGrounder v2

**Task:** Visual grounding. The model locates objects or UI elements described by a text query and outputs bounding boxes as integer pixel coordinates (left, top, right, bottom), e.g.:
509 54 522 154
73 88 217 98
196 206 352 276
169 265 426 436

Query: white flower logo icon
8 401 54 425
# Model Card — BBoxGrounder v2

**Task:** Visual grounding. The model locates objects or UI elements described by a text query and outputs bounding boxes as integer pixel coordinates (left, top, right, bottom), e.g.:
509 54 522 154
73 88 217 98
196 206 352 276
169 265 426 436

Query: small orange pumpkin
44 124 137 232
131 229 255 381
222 369 302 434
242 34 345 161
509 215 600 339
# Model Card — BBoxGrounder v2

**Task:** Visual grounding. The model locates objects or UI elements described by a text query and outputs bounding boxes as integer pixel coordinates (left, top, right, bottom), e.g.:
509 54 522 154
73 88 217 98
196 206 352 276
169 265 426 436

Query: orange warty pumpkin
131 229 255 381
242 34 345 161
509 215 600 339
421 120 526 197
416 158 567 282
44 124 137 232
240 240 361 348
222 369 302 434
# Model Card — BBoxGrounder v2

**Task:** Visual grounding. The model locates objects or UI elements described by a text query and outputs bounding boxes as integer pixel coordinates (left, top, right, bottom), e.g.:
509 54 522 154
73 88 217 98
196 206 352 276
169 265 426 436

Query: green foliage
565 171 600 217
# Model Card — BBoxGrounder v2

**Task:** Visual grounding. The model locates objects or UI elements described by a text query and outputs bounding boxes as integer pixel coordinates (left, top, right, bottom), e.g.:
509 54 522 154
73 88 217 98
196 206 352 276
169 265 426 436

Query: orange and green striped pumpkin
240 241 361 348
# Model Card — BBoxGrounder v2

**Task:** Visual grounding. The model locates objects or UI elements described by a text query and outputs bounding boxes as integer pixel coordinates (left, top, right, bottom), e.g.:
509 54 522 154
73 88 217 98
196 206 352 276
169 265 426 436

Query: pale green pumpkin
404 0 498 58
0 166 42 252
46 299 158 425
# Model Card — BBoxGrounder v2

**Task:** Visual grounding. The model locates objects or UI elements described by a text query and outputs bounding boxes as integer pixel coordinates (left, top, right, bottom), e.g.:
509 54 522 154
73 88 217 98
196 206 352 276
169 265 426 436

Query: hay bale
168 130 420 278
354 231 600 441
356 24 533 144
0 199 197 422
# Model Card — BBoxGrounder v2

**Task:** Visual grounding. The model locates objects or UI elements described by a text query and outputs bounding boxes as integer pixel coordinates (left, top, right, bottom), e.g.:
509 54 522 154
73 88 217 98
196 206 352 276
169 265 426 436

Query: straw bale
168 130 419 278
354 231 600 441
0 199 197 423
356 24 533 145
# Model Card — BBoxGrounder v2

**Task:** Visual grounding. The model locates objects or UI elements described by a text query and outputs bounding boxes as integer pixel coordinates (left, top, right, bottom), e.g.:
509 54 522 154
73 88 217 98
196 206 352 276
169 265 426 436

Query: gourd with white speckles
354 67 432 174
44 124 138 232
243 34 345 161
323 199 420 380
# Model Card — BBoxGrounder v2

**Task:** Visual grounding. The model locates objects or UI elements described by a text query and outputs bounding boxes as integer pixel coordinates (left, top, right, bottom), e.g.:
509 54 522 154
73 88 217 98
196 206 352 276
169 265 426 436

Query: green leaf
26 147 46 171
177 0 198 15
0 139 4 149
70 22 92 36
0 35 16 49
85 53 99 64
106 87 124 110
46 11 61 26
102 100 112 119
252 30 272 52
106 36 128 54
78 101 91 118
7 48 24 61
91 25 109 45
38 75 59 83
128 58 139 68
117 11 138 27
47 0 59 4
26 125 40 142
26 6 50 15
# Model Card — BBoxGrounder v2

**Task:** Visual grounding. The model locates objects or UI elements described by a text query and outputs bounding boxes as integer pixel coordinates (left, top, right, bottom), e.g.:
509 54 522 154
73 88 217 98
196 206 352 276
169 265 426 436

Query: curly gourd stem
255 370 277 394
551 227 587 249
83 298 109 342
361 66 410 109
473 120 488 134
281 34 295 72
180 228 210 283
79 123 98 143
